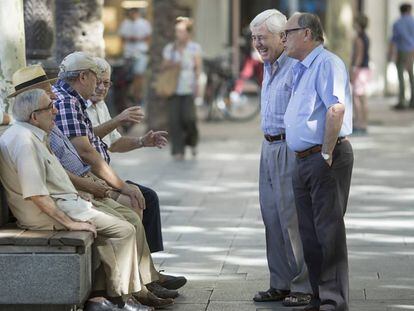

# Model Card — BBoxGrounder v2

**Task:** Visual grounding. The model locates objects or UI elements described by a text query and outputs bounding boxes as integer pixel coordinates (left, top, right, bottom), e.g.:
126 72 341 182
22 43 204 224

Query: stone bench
0 186 94 311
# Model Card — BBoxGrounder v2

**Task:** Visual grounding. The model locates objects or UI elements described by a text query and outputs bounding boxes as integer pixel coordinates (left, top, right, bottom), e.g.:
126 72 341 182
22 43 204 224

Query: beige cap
7 65 57 98
59 51 100 75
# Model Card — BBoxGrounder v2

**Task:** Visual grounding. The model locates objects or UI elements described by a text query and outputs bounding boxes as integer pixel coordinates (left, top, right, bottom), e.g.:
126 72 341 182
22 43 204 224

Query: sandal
253 288 290 302
282 292 312 306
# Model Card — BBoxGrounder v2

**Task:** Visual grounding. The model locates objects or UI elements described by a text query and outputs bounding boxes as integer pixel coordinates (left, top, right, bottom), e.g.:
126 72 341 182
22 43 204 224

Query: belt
295 137 346 159
264 133 286 142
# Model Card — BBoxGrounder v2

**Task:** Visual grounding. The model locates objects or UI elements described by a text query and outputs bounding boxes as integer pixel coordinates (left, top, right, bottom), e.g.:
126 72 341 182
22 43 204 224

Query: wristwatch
321 152 331 160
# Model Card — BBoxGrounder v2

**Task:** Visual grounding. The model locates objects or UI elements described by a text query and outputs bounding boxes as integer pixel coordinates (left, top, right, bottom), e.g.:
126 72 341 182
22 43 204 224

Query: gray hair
297 13 324 43
94 57 112 77
12 89 46 122
57 70 83 82
250 9 287 34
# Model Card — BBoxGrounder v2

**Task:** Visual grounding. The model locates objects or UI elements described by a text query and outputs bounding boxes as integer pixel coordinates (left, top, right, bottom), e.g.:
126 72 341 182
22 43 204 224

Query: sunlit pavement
111 96 414 311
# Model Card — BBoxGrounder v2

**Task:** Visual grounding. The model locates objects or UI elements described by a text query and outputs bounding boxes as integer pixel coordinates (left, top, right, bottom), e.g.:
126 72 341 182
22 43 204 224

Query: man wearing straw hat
0 81 155 310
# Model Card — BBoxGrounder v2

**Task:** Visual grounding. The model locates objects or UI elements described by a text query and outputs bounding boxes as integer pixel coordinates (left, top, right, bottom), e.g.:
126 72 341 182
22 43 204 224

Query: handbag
154 44 180 97
154 64 180 97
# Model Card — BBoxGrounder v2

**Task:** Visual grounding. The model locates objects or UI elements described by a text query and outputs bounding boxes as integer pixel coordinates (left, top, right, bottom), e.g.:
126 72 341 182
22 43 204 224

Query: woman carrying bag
161 17 202 160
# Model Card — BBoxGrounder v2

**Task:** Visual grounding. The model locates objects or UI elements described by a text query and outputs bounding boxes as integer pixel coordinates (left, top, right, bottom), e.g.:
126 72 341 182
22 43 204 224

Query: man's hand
66 221 97 238
141 130 168 148
115 106 144 125
78 191 93 202
89 180 112 199
120 183 146 211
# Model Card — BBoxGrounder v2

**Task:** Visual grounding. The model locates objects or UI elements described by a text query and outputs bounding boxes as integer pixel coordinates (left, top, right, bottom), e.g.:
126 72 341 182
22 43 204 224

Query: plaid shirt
49 126 91 177
53 80 110 163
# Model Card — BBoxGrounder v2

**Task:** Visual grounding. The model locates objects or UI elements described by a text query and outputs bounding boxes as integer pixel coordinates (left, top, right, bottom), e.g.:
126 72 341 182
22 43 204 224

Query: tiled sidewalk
111 96 414 311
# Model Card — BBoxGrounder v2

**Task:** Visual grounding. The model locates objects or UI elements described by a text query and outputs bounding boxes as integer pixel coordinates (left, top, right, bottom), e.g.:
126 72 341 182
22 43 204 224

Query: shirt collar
264 51 289 73
15 121 47 142
55 79 89 110
300 44 324 68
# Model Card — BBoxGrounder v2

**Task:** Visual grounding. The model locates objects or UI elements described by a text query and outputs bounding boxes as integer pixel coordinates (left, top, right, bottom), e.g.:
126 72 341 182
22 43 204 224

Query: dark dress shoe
85 299 121 311
134 291 174 308
147 281 179 299
122 297 154 311
156 273 187 290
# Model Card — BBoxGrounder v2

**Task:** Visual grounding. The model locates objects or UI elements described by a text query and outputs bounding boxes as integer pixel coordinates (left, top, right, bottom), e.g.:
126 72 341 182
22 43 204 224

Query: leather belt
264 133 286 142
295 137 346 159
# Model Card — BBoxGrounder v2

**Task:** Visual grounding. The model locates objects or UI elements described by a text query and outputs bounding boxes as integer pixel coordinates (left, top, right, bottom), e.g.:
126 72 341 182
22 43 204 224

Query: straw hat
7 65 57 98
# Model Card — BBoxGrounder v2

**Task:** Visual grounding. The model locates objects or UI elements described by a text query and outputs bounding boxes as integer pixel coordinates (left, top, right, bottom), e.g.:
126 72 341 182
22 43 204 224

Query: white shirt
162 41 202 95
86 100 121 147
119 17 152 57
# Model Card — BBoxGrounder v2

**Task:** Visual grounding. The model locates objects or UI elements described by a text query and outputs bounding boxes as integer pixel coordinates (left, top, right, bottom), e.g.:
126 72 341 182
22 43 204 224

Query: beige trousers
56 197 141 297
92 198 159 285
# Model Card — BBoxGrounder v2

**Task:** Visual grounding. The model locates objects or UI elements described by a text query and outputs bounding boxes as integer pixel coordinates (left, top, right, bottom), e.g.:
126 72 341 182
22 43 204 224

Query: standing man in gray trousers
251 9 312 307
283 13 354 311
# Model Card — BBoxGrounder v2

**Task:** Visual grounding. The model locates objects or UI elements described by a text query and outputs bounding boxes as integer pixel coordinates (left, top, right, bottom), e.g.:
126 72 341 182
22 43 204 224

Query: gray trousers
293 140 353 311
396 51 414 106
259 140 311 293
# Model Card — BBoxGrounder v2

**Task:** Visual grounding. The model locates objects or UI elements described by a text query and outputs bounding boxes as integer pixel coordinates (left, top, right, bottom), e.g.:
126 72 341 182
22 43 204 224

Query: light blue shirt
391 15 414 52
284 45 352 152
261 52 297 135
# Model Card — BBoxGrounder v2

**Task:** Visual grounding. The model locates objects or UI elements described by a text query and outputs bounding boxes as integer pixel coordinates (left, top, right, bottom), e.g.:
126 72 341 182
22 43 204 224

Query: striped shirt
49 126 91 177
53 79 110 163
260 52 297 136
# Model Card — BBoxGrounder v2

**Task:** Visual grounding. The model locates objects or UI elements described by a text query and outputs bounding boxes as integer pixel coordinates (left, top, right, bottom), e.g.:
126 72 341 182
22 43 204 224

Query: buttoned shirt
391 15 414 52
86 100 122 147
53 80 110 163
284 45 352 152
0 122 82 230
49 126 91 177
261 52 297 135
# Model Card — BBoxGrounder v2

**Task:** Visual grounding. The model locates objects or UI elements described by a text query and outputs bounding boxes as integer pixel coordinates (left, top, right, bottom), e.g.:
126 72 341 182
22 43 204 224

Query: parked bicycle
200 51 262 122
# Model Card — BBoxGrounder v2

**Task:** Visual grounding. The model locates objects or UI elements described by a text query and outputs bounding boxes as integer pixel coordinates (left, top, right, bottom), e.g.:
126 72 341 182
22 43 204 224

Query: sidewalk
112 96 414 311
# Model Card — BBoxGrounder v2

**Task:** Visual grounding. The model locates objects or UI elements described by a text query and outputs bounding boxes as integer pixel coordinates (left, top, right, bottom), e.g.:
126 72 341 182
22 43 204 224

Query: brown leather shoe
157 273 187 290
146 281 179 299
133 290 174 309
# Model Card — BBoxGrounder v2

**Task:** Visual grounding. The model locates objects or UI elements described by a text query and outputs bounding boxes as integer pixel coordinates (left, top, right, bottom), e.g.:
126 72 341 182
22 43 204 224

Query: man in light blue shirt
250 9 311 307
283 13 354 311
389 3 414 109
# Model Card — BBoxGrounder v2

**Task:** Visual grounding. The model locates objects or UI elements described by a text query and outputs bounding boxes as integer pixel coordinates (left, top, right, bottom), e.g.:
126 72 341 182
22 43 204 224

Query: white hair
94 57 112 77
12 89 46 122
250 9 287 34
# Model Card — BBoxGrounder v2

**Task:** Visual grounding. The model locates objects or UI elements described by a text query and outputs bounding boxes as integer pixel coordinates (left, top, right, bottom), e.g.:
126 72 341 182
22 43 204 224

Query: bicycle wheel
217 79 261 122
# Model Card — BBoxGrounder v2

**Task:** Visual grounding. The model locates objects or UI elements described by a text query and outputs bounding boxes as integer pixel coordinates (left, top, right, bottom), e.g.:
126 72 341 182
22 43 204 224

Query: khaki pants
92 198 159 286
56 197 141 297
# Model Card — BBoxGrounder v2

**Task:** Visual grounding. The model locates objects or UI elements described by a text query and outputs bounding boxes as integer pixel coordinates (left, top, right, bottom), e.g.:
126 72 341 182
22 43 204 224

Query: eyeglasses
32 102 54 114
99 80 112 88
283 27 306 37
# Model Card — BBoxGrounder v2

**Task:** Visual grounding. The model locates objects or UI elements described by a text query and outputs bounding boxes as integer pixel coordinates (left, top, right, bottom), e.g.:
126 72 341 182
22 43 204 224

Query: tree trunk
146 0 187 130
0 0 26 114
54 0 105 64
325 0 354 68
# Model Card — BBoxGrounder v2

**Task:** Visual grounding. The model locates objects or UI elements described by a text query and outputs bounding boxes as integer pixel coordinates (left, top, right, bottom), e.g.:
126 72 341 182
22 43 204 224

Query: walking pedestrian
161 17 202 160
388 3 414 110
351 14 371 135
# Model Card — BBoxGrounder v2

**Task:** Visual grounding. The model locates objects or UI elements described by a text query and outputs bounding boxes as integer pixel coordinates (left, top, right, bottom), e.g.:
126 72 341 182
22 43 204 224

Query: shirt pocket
297 89 317 117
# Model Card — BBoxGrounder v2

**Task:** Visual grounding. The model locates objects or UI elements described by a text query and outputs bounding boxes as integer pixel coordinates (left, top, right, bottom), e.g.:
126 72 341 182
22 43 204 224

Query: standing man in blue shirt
250 9 311 307
389 3 414 110
283 13 354 311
